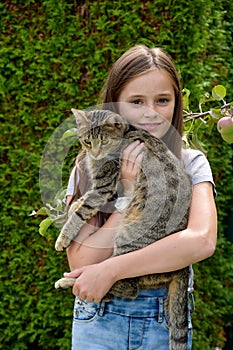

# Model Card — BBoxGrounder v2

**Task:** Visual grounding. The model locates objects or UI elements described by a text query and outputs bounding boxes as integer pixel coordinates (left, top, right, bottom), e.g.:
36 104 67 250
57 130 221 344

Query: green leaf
199 93 214 111
39 217 54 236
212 85 226 101
190 133 207 155
62 128 77 140
209 108 222 120
182 88 190 111
36 207 50 215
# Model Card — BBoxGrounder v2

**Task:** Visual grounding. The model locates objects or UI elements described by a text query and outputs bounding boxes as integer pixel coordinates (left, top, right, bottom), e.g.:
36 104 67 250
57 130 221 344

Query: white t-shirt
66 148 215 292
181 148 215 188
66 166 79 197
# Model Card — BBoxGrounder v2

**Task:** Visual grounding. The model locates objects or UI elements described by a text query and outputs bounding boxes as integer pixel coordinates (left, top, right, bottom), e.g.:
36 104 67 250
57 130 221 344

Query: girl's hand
120 140 144 195
64 260 116 303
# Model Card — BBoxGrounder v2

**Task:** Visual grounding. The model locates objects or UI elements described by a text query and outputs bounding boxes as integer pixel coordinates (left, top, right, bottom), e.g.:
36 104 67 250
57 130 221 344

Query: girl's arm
66 211 120 271
64 180 217 302
106 181 217 278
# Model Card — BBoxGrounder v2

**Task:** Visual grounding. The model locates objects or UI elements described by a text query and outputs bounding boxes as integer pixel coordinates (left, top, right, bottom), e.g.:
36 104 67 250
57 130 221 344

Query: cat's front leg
55 190 107 251
55 212 84 251
55 186 114 251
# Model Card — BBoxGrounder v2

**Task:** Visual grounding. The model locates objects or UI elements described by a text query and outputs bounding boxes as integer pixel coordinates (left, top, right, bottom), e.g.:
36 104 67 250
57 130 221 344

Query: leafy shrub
1 0 233 348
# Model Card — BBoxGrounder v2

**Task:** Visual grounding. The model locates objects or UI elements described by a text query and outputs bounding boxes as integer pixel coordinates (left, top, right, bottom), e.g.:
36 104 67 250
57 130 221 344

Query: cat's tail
168 270 189 350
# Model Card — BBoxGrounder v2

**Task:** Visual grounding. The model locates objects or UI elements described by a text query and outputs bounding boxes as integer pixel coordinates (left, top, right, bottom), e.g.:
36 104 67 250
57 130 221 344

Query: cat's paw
55 213 81 251
55 233 72 251
55 277 76 290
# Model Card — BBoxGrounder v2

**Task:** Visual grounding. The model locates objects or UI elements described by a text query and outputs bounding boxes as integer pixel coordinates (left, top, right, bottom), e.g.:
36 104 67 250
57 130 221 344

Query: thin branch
221 102 231 110
183 111 211 123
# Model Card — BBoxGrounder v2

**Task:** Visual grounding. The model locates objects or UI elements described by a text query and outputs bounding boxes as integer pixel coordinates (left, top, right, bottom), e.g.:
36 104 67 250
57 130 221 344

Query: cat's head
72 109 128 160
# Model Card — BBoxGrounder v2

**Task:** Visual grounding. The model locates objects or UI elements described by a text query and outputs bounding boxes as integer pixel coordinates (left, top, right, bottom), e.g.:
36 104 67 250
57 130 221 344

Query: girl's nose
143 105 158 118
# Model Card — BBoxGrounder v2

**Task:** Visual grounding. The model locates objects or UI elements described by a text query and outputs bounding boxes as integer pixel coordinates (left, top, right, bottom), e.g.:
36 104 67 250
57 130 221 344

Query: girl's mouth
139 122 162 131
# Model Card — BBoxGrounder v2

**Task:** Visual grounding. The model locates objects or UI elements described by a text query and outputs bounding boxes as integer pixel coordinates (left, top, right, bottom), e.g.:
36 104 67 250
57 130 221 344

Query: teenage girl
64 45 217 350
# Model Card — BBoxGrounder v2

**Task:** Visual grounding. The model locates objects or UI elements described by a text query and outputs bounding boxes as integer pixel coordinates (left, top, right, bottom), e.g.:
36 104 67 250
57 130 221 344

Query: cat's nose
91 148 101 158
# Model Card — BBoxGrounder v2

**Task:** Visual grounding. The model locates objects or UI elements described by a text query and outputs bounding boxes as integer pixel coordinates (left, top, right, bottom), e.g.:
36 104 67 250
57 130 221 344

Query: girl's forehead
120 69 175 96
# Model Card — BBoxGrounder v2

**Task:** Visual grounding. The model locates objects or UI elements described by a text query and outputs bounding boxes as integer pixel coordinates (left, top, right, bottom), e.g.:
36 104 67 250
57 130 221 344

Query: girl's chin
142 129 167 139
132 123 170 139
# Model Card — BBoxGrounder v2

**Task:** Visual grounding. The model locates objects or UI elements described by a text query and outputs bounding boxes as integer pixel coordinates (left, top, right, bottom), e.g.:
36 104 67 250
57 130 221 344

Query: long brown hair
69 45 183 207
100 45 183 158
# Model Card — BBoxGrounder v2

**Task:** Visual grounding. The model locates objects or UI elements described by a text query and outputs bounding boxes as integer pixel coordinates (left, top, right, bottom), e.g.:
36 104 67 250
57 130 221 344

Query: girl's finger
72 284 80 296
64 268 82 278
134 151 144 171
123 139 141 153
121 142 144 166
121 140 141 160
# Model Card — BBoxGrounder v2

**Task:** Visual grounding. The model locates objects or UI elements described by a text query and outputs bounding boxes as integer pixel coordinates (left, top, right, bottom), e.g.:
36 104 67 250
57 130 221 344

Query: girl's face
118 69 176 138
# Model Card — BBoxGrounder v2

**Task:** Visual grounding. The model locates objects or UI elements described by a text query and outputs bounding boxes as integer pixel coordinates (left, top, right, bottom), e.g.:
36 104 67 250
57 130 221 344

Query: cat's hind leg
55 277 76 290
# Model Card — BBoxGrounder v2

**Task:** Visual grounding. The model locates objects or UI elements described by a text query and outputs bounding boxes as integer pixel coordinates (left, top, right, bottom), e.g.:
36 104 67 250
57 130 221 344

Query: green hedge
1 1 233 349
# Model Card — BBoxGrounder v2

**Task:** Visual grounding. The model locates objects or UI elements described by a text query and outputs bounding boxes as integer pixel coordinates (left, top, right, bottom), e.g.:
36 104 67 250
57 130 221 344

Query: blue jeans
72 288 192 350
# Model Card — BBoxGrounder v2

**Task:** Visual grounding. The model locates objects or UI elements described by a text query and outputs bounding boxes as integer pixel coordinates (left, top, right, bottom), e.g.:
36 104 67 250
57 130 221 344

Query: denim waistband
99 288 168 318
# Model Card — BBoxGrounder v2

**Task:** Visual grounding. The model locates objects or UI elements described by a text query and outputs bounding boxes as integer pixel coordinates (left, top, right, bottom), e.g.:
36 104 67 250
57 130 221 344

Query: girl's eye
130 99 143 105
157 98 169 105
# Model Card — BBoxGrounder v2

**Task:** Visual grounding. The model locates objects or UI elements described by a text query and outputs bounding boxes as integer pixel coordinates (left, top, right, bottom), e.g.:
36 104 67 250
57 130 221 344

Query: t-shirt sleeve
66 166 79 196
182 148 216 191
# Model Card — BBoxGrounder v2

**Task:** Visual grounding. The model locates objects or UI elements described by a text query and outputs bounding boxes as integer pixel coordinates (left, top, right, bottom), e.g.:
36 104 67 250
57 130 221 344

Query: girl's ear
71 109 91 136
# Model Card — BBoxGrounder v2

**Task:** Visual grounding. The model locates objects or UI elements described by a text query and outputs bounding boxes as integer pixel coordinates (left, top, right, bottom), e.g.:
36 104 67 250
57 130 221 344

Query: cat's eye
101 139 109 145
84 139 92 146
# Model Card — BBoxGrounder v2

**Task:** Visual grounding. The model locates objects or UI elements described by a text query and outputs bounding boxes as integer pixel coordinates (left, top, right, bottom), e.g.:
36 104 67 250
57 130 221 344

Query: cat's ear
106 113 126 130
71 109 90 136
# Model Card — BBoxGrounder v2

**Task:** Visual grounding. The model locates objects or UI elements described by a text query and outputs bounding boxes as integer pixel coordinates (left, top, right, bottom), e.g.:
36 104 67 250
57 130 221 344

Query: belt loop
98 300 105 317
158 297 164 323
189 291 195 314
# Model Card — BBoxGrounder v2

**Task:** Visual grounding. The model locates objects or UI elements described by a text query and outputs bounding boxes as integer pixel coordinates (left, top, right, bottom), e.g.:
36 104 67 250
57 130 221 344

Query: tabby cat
55 109 192 350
